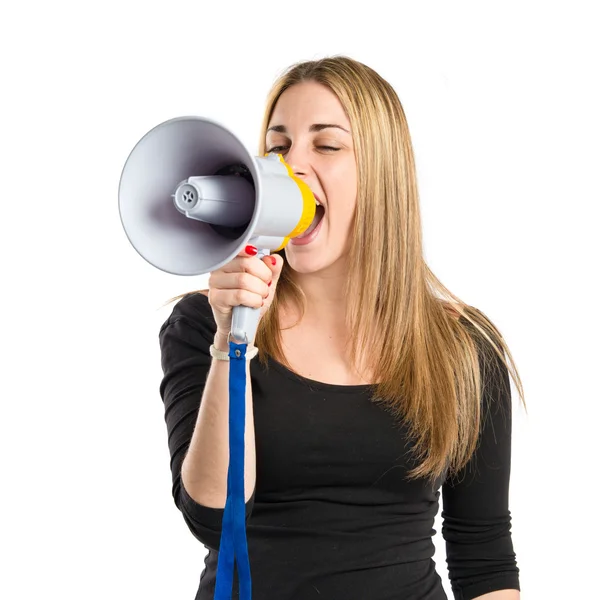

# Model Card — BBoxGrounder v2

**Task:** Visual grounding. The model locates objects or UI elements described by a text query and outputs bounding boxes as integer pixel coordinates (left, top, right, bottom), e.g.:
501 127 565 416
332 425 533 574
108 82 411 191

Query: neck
281 264 376 380
286 262 349 329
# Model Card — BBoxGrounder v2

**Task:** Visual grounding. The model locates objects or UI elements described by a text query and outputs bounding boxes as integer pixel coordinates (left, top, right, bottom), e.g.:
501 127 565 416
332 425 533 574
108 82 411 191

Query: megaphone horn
118 115 317 343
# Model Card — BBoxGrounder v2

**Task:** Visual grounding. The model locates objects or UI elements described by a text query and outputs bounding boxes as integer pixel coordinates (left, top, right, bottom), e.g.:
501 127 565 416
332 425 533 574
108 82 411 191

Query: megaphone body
118 115 317 343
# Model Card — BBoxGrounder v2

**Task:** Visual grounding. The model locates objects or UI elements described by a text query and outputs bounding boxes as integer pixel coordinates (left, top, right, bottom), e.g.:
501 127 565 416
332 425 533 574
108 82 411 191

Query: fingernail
269 256 276 265
245 245 258 256
268 281 272 287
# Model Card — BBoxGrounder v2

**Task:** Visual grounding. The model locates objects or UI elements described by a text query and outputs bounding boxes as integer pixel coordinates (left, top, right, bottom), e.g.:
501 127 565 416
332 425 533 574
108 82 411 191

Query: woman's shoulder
160 291 214 333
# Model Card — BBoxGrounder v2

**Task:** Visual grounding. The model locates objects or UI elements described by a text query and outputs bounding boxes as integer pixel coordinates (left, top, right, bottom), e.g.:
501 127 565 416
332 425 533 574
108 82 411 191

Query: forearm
473 590 520 599
181 330 256 508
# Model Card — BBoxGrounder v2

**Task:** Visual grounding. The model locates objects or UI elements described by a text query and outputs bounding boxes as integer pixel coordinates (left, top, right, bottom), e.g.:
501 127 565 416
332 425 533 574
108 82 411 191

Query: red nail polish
269 256 276 265
245 245 258 256
268 281 272 287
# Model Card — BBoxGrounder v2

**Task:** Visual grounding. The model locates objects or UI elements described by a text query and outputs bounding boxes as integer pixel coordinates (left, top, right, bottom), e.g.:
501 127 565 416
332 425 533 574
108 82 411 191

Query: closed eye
266 146 340 153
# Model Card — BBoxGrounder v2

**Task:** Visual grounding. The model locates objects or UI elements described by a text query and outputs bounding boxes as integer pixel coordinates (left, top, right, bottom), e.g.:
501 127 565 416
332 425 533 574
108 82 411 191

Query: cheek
331 163 357 213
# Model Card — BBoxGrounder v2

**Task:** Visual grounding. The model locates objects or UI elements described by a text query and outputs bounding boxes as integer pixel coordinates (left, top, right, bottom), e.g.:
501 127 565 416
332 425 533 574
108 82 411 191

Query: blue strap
214 340 252 599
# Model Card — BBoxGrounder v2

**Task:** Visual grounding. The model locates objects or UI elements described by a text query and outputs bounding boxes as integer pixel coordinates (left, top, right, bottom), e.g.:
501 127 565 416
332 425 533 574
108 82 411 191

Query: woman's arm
180 328 256 508
441 335 520 598
473 591 520 599
158 294 256 550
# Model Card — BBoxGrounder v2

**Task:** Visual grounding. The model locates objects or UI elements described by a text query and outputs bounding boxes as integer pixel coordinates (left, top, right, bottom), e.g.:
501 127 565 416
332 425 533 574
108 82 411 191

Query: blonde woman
159 56 525 600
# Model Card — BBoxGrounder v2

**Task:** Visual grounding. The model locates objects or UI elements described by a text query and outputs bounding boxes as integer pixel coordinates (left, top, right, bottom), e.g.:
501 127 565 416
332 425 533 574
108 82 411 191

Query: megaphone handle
230 248 270 344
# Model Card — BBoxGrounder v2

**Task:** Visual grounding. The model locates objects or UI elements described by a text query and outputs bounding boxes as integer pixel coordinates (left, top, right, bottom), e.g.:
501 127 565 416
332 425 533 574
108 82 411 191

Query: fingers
214 269 270 295
209 285 266 311
208 247 277 309
207 246 285 337
218 245 273 282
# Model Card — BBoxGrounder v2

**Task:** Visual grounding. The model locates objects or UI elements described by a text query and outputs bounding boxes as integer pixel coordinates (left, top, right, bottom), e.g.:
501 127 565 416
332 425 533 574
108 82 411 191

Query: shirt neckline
263 354 377 394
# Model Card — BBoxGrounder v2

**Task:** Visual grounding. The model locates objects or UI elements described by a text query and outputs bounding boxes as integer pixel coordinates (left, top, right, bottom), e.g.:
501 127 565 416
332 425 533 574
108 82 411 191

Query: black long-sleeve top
158 293 520 600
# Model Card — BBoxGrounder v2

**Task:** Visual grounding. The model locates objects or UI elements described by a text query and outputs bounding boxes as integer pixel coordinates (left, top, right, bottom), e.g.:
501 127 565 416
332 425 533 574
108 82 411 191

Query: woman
159 56 525 600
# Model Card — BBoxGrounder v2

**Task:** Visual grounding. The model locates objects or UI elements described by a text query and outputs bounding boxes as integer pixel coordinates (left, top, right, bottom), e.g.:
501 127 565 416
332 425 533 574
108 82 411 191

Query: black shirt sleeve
158 293 256 551
441 336 520 599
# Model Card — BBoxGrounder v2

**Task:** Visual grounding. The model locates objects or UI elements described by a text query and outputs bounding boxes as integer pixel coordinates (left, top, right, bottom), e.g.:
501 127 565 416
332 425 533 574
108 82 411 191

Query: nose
284 143 309 178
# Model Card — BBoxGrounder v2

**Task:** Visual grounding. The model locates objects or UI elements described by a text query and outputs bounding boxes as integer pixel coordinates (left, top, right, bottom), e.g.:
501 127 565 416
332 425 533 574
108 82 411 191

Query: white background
1 1 598 598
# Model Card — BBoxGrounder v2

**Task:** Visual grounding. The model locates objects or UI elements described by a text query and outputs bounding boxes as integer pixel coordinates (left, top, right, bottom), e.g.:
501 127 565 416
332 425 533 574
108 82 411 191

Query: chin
284 247 344 275
283 253 324 274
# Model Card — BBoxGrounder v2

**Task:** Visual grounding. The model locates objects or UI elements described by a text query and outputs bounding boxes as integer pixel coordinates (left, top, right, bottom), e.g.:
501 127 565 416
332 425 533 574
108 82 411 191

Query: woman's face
265 80 357 274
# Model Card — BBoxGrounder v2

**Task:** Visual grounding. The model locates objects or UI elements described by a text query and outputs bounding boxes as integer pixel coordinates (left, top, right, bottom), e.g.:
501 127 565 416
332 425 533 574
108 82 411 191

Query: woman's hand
207 245 284 340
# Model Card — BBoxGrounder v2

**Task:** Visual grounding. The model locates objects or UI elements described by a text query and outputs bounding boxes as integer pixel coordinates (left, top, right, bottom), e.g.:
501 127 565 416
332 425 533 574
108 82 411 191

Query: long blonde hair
167 55 526 486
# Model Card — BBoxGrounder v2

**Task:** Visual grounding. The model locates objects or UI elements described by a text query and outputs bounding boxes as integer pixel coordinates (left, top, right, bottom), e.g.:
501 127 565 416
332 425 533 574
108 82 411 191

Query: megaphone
118 115 317 343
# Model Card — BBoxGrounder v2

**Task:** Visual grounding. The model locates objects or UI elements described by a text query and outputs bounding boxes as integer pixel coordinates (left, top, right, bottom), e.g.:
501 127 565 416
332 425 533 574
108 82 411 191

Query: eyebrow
266 123 351 134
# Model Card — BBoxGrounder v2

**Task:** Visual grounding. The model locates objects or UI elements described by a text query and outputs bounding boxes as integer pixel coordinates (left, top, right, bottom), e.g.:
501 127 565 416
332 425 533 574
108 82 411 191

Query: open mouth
295 203 325 240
